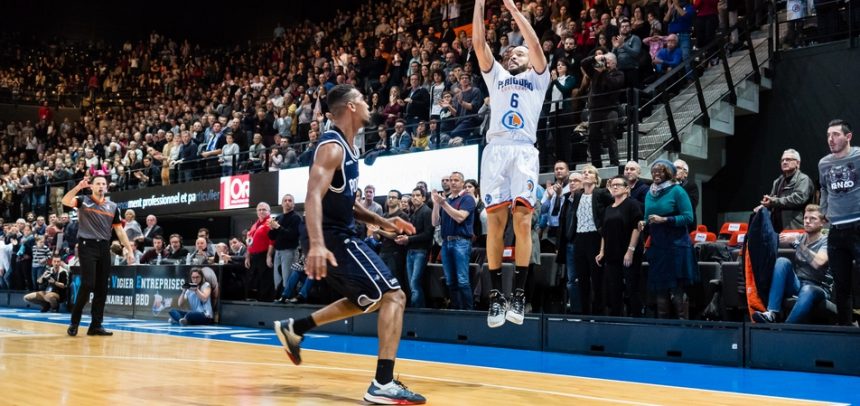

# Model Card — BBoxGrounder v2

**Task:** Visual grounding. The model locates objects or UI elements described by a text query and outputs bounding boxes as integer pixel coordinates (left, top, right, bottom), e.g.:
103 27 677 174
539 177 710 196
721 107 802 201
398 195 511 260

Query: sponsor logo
502 110 525 130
484 194 493 205
497 77 535 91
220 174 250 210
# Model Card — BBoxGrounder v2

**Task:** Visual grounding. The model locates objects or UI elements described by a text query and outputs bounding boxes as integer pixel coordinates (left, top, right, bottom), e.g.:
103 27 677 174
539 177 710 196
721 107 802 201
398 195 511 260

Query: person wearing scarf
640 159 696 318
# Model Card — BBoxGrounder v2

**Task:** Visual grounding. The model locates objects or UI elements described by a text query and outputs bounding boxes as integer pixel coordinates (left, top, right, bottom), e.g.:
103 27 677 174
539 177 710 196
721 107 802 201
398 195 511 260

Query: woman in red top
694 0 720 49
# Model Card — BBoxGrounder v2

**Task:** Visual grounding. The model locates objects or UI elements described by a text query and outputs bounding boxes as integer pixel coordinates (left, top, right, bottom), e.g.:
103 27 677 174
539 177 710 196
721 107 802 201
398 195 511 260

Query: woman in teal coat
640 160 697 319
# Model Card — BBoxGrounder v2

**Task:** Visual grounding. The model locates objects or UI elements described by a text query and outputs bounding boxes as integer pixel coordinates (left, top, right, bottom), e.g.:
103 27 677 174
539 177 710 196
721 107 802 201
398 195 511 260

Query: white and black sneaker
752 310 776 324
506 289 526 325
364 379 426 405
274 318 303 365
487 291 507 328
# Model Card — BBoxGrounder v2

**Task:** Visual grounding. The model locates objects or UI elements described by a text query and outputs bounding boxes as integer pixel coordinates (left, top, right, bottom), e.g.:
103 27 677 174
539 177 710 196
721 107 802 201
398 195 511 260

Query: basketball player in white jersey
473 0 549 328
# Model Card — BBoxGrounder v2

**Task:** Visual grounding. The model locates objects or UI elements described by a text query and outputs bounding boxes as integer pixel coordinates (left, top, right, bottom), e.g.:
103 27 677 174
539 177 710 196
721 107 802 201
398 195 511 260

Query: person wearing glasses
640 160 696 319
595 176 643 317
754 149 815 232
673 159 698 232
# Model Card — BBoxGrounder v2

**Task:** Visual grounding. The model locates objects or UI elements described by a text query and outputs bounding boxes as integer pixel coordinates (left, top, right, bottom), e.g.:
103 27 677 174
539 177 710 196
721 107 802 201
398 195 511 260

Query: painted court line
0 310 849 406
0 352 659 406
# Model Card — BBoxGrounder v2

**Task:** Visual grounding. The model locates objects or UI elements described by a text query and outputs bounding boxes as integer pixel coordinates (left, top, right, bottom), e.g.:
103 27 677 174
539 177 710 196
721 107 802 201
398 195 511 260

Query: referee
62 176 135 337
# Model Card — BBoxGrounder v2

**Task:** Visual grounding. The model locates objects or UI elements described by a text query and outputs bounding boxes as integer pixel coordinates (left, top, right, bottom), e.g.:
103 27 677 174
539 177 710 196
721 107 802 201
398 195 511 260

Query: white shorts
480 140 539 212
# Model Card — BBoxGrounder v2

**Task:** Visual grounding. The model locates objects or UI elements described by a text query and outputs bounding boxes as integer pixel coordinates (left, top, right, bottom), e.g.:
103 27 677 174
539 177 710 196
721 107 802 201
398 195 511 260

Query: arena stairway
567 27 777 184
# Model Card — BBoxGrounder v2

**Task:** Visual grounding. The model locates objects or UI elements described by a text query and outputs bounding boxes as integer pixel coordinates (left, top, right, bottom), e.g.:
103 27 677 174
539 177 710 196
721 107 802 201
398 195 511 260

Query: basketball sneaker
506 289 526 325
487 290 507 328
274 318 303 365
363 379 426 405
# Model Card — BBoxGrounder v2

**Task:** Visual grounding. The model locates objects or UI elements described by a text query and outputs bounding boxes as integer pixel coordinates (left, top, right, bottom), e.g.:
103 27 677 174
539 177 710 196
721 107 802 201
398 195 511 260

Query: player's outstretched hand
305 245 337 280
387 217 416 235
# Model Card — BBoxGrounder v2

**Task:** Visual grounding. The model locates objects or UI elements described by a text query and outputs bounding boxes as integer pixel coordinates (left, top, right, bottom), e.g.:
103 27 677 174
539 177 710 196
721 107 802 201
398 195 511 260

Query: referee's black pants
71 239 111 328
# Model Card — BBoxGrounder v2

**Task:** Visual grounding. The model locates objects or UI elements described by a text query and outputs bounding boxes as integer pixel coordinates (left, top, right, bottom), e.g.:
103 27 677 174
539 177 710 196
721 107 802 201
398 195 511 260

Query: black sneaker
506 289 526 325
487 291 507 328
274 318 303 365
752 311 776 323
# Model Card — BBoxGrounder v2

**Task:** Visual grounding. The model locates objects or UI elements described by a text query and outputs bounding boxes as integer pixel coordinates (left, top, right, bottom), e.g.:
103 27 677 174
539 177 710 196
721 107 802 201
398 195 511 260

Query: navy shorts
324 232 401 311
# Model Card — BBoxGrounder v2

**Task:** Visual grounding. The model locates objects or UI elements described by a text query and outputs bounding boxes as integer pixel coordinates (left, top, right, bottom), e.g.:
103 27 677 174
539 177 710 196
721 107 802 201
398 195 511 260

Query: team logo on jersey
484 194 493 205
502 110 525 130
827 163 857 193
526 179 534 191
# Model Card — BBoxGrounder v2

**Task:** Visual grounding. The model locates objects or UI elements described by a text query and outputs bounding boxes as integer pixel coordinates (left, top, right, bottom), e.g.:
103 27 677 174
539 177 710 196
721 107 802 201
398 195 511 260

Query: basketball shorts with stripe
324 232 402 311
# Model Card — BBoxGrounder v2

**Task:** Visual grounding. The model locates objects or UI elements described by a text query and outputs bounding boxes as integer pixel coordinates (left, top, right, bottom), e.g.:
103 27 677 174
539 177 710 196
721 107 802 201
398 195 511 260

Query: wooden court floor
0 317 840 405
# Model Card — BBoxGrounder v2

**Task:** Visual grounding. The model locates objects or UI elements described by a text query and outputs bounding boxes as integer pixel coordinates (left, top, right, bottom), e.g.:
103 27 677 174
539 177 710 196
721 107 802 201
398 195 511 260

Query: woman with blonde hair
568 165 613 315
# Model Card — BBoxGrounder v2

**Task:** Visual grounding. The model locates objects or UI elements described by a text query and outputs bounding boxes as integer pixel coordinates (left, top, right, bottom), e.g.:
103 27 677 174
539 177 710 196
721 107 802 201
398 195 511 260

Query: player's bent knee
382 289 407 306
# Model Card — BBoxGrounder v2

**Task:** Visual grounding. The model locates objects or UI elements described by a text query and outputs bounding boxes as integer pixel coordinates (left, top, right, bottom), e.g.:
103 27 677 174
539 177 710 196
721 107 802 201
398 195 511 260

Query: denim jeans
677 33 692 66
284 269 314 299
169 309 213 325
221 165 233 177
565 242 581 314
829 226 860 325
767 257 830 324
441 238 473 310
406 249 428 308
274 249 297 298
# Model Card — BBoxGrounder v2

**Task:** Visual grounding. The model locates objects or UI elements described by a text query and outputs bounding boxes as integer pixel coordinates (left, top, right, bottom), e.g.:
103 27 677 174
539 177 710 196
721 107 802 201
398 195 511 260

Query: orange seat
696 225 708 232
728 232 747 247
690 231 717 243
719 222 748 239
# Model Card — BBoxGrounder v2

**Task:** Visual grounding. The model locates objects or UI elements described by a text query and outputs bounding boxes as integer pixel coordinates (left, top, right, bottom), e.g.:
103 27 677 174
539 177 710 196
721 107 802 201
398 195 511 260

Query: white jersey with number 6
481 61 550 144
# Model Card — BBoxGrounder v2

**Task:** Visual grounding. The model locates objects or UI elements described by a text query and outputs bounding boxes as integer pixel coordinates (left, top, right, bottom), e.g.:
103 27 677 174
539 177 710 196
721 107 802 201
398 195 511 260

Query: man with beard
473 0 549 328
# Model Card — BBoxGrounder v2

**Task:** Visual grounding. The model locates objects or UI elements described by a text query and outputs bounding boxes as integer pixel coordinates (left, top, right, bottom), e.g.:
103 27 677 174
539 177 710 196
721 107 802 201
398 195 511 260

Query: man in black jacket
268 194 303 302
583 53 625 168
402 74 431 127
373 190 410 303
396 188 434 308
177 131 198 183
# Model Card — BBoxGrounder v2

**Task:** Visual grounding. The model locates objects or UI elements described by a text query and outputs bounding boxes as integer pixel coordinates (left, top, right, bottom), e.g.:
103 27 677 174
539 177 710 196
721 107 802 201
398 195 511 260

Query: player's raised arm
502 0 546 73
472 0 496 73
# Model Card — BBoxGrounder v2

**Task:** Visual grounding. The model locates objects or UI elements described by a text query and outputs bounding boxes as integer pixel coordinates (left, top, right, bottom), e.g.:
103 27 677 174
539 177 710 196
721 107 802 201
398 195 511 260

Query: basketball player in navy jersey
273 84 425 405
473 0 549 328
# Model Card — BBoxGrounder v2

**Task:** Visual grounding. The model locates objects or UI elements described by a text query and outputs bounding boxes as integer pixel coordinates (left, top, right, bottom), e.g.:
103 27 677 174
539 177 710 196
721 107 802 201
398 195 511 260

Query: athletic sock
490 268 503 292
292 316 316 337
514 266 529 291
375 359 396 385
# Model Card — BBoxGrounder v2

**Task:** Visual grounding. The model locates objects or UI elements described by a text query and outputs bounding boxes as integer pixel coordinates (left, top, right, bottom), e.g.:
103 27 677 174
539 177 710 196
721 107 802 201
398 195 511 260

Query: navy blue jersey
313 128 360 235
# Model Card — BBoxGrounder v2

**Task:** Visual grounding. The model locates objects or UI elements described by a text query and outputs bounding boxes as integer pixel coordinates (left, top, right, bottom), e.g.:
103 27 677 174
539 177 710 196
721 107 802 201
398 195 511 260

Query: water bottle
156 252 162 265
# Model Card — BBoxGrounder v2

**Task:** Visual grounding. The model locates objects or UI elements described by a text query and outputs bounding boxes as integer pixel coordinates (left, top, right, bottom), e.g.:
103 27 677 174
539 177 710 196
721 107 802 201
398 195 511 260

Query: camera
594 60 605 69
182 282 198 290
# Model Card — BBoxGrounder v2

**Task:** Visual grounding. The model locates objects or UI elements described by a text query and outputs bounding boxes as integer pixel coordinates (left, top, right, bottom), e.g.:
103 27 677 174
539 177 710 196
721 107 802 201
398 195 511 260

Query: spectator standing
431 171 475 310
582 53 625 168
396 188 434 308
641 160 696 319
245 202 275 302
595 176 643 317
818 119 860 326
757 149 815 232
268 194 303 303
373 190 410 302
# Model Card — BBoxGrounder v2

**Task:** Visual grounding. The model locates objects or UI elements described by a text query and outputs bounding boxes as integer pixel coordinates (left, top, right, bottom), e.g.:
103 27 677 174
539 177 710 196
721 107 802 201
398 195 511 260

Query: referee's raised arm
62 178 90 208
